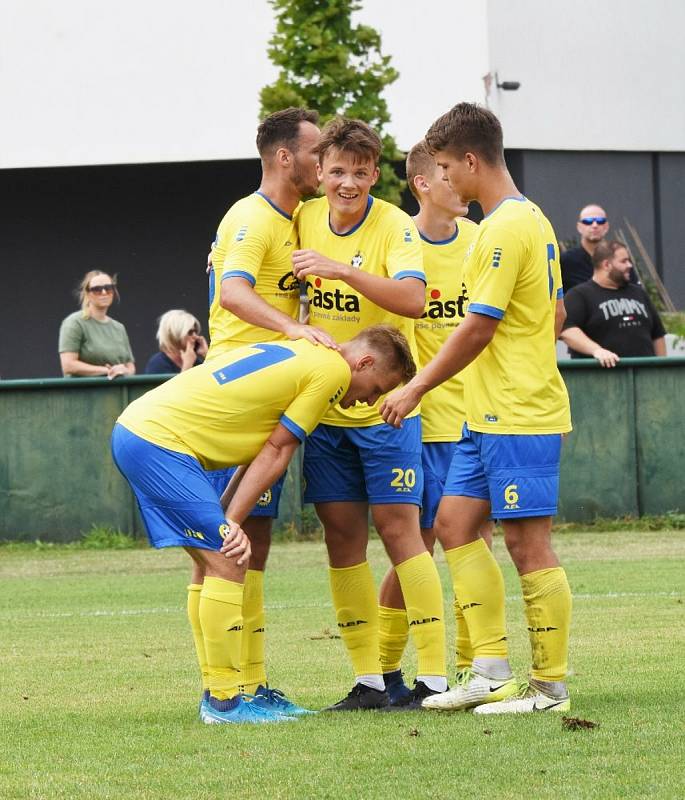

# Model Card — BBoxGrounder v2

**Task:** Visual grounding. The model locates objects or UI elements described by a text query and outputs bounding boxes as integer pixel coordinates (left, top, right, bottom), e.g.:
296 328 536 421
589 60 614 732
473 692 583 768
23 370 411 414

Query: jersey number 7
212 343 295 385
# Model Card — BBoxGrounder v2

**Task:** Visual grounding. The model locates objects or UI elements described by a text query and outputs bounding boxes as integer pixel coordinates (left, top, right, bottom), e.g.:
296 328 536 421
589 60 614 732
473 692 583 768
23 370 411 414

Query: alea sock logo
305 278 360 312
422 282 468 319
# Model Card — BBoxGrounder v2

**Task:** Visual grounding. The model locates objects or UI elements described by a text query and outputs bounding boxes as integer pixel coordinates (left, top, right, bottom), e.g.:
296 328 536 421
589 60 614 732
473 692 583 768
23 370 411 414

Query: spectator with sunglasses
58 270 135 379
560 204 612 292
144 309 208 375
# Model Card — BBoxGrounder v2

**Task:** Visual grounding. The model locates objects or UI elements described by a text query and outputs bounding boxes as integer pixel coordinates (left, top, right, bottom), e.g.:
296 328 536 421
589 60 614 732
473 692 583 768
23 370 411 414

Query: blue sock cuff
208 694 241 712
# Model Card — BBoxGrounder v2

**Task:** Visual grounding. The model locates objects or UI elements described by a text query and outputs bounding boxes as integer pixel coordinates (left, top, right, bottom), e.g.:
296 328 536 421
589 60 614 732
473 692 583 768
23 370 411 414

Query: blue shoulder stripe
280 415 307 442
394 270 427 284
468 303 504 320
222 270 256 286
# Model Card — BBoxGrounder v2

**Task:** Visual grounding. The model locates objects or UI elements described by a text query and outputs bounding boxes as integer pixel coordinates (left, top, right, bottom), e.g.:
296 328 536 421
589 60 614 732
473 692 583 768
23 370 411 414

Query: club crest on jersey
236 225 248 242
422 283 469 319
257 489 272 507
305 278 360 312
350 251 364 269
491 247 502 268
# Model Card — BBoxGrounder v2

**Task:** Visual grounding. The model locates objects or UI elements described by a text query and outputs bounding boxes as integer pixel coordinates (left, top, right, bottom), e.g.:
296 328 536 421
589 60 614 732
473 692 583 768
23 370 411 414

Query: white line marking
0 591 680 621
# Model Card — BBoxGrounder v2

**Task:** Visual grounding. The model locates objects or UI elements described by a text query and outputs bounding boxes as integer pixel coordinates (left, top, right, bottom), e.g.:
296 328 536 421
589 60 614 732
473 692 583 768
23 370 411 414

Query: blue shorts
215 467 286 519
443 424 562 518
111 424 232 551
303 417 423 505
420 441 458 529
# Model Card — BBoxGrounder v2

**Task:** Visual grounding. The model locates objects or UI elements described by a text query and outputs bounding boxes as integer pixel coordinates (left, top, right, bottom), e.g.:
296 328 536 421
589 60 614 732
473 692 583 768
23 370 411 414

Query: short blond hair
406 140 438 201
156 309 201 352
351 324 416 383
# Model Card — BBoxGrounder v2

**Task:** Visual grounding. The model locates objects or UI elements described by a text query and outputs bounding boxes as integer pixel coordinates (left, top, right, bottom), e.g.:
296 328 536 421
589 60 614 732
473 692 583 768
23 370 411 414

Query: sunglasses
579 216 607 226
88 284 116 294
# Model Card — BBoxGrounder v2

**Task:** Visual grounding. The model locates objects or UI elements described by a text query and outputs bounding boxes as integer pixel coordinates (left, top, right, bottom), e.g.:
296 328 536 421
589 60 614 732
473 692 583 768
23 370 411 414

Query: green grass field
1 530 683 800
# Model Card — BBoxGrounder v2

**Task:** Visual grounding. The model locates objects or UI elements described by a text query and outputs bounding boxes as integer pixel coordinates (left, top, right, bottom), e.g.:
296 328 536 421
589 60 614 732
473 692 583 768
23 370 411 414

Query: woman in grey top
58 270 135 378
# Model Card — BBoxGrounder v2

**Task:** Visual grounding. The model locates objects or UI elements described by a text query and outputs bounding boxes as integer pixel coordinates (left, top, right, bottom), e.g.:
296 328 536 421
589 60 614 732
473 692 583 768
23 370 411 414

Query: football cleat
384 680 441 711
198 688 210 717
200 693 296 724
473 681 570 715
250 685 315 716
323 683 389 711
421 668 517 711
383 669 413 706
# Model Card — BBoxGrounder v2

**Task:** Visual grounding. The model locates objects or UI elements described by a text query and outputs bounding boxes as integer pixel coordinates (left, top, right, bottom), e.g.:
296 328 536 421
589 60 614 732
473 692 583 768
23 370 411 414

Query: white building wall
486 0 685 151
1 0 682 169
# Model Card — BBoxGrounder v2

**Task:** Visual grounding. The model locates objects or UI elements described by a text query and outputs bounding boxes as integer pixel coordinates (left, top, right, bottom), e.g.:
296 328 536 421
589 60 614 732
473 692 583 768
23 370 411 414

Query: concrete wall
5 0 684 168
486 0 685 151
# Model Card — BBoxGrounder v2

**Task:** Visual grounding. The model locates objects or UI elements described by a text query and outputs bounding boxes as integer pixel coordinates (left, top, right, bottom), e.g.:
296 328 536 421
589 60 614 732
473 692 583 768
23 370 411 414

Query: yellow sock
378 605 409 673
444 539 508 659
454 596 474 669
240 569 267 693
187 583 208 690
521 567 572 683
395 552 446 677
199 577 244 700
329 562 381 676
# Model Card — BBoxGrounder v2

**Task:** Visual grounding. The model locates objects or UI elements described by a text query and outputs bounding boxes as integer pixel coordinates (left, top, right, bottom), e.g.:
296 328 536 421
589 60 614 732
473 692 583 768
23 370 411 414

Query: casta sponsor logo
421 282 468 319
277 271 300 292
305 278 360 312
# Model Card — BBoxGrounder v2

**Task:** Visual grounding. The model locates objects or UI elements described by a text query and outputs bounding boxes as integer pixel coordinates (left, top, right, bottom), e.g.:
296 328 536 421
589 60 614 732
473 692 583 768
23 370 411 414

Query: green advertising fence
1 358 683 541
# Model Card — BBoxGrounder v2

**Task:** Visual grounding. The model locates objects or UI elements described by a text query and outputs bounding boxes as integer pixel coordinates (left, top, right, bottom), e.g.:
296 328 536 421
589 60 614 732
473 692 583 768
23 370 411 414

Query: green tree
260 0 405 205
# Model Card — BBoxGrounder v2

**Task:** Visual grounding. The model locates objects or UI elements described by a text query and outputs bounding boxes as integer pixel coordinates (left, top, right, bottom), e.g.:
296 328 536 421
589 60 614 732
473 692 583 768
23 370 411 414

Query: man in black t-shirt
561 240 666 367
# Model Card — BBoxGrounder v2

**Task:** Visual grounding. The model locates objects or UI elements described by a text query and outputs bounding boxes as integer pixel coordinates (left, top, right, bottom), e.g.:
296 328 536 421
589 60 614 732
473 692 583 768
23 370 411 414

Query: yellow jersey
416 218 479 442
117 340 351 471
462 196 571 434
207 192 300 355
297 195 424 426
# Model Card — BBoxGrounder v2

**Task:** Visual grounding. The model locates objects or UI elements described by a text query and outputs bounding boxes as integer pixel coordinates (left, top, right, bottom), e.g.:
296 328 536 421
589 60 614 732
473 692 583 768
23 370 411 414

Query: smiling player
293 118 447 711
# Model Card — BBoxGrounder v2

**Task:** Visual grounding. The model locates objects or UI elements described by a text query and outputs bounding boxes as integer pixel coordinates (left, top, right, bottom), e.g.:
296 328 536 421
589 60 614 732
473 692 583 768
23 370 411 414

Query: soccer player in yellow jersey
292 118 448 710
377 141 494 705
382 103 573 715
207 108 338 715
111 326 416 724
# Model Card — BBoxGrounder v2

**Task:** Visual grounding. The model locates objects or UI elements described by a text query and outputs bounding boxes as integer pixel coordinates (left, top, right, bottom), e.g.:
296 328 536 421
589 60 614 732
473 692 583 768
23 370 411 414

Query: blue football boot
200 693 296 724
250 685 315 716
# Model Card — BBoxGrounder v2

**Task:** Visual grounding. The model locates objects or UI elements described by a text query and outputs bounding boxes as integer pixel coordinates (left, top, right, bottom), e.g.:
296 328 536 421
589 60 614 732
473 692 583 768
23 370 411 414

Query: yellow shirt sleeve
467 224 524 320
281 361 351 441
220 220 271 286
385 217 424 281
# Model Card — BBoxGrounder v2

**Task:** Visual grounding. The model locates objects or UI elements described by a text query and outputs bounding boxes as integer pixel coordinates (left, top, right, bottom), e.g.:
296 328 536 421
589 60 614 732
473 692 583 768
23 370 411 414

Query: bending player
293 118 447 711
112 326 416 724
381 103 573 715
377 141 493 706
206 108 337 716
